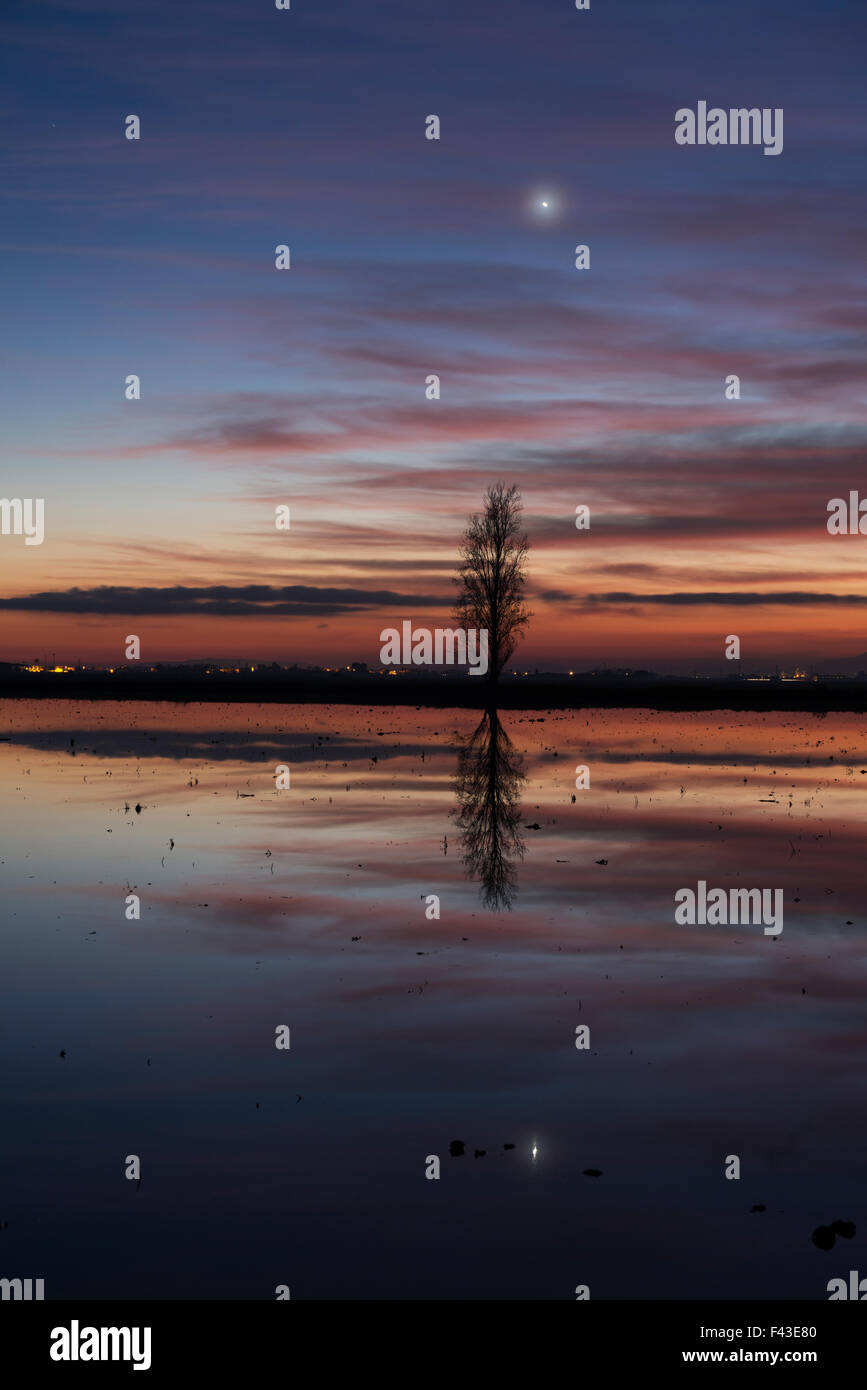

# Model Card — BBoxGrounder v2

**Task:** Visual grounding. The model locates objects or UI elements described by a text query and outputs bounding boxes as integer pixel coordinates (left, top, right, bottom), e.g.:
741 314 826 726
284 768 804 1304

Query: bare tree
453 482 531 683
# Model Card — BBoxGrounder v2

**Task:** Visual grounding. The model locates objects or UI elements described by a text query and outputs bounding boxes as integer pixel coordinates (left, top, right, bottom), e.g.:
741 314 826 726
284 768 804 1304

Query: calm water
1 700 864 1299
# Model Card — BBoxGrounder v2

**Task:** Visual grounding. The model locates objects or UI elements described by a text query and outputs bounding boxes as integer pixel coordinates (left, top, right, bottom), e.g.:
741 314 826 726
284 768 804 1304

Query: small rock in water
830 1218 856 1240
811 1225 835 1251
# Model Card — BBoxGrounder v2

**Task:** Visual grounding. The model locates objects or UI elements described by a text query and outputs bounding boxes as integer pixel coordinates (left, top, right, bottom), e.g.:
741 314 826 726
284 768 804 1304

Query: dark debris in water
812 1219 856 1250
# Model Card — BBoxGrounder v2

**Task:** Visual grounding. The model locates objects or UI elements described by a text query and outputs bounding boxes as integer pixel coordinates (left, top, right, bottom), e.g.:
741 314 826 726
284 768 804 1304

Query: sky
1 0 866 673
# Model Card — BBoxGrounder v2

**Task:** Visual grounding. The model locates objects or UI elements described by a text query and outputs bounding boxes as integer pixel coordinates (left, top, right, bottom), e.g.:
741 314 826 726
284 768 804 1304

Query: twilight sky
1 0 866 672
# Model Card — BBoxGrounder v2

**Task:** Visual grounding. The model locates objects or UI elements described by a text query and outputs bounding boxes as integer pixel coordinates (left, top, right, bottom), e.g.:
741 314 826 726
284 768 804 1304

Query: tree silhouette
454 709 526 910
453 482 531 683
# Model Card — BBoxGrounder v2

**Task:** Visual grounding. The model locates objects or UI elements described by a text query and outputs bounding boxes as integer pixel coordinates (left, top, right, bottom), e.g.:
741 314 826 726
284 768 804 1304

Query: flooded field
1 700 864 1299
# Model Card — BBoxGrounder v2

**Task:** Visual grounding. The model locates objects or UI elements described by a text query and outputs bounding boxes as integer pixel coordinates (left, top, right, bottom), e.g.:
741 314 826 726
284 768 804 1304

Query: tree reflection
454 710 526 910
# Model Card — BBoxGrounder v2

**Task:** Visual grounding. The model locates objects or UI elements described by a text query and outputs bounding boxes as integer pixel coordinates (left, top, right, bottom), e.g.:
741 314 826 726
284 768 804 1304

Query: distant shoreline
1 671 866 713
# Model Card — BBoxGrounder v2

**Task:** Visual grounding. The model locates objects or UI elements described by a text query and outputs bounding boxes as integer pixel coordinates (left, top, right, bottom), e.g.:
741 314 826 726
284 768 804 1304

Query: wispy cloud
0 584 450 616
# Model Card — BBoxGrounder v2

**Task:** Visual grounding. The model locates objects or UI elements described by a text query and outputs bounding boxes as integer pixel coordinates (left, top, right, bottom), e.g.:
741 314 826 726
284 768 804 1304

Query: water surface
1 700 864 1299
